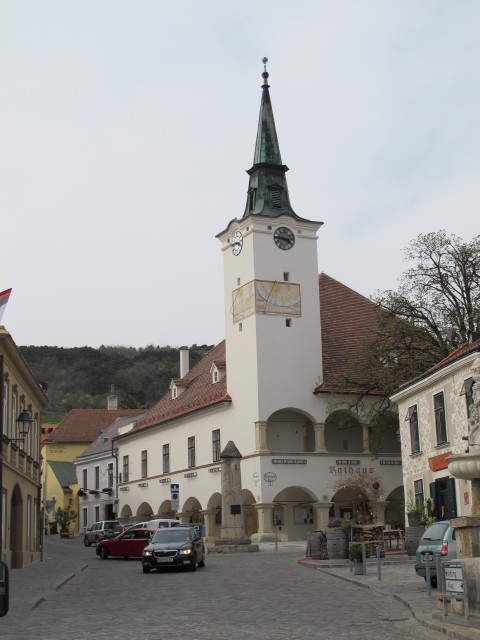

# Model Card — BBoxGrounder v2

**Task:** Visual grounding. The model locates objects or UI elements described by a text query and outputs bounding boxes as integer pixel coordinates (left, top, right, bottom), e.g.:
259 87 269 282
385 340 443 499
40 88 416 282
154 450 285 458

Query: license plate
156 557 173 563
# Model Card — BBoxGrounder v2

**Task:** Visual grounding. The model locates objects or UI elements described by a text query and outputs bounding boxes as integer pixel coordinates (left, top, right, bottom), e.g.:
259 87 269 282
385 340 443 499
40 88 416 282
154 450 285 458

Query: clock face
273 226 295 250
231 230 243 256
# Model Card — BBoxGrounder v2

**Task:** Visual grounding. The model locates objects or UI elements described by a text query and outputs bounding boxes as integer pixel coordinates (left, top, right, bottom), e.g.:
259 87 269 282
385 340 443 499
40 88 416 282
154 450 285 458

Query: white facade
391 339 480 521
115 74 404 541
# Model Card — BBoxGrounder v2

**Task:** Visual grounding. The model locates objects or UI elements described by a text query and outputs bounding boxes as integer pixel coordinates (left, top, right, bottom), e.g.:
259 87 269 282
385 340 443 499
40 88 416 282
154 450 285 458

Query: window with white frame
95 506 100 522
107 463 114 488
82 469 88 490
2 379 8 436
188 436 196 468
414 479 424 506
11 389 17 439
405 405 420 454
461 377 475 419
94 466 100 490
163 444 170 474
123 455 129 482
434 392 447 444
212 429 221 463
141 450 148 478
82 507 88 528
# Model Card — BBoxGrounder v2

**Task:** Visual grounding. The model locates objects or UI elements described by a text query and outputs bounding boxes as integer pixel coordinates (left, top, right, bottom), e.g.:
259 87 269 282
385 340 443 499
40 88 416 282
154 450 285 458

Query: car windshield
151 529 191 543
422 522 449 541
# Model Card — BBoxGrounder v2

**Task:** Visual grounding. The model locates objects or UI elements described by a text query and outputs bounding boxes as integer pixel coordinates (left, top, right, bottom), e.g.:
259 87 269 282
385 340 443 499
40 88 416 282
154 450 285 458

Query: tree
370 230 480 393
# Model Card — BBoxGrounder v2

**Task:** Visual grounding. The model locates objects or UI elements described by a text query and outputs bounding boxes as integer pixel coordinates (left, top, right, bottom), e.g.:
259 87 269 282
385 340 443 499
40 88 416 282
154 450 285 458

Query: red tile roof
317 273 385 393
393 337 480 393
44 409 145 443
130 341 231 433
130 277 386 434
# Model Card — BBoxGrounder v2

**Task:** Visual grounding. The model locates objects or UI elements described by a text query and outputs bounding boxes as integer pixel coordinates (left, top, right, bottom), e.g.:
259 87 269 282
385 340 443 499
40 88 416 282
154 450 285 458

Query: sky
1 0 479 349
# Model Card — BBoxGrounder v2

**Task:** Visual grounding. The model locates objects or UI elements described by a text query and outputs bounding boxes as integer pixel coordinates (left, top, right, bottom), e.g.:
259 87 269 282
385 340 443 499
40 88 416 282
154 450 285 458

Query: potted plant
349 543 364 574
53 506 78 538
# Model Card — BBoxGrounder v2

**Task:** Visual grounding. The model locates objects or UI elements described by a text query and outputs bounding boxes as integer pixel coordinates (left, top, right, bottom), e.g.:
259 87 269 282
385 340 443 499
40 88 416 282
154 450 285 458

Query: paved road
1 536 444 640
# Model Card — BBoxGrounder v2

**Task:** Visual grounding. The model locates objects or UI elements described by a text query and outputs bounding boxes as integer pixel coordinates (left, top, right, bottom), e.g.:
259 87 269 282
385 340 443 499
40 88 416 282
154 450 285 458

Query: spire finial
262 56 269 85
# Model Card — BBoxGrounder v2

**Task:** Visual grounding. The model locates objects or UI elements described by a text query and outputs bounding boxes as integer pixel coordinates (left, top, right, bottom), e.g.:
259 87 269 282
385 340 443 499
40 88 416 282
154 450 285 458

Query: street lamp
1 409 33 443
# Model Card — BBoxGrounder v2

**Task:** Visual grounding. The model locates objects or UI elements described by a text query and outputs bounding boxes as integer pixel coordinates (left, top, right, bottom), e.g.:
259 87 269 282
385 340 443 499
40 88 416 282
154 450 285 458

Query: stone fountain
446 354 480 619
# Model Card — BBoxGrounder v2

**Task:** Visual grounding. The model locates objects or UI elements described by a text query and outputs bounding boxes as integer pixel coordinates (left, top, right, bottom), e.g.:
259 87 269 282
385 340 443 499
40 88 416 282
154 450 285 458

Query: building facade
114 67 403 541
391 335 480 522
1 327 48 568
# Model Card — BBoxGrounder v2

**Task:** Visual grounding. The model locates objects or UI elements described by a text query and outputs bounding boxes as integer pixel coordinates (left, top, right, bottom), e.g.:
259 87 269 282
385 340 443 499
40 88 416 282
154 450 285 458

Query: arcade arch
266 409 315 452
325 410 363 453
271 486 319 541
10 484 23 568
135 501 154 521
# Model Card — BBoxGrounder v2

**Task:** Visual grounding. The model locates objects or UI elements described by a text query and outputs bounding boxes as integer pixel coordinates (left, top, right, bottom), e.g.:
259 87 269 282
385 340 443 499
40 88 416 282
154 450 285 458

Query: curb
28 564 89 610
299 559 480 640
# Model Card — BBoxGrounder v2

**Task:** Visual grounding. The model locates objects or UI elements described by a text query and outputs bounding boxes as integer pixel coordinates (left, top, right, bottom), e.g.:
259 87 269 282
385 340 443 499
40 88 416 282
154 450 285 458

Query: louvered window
271 188 282 208
248 188 257 212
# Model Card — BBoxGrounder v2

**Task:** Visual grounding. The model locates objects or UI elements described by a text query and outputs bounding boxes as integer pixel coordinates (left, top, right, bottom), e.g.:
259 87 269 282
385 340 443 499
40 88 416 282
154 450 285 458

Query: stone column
253 502 275 536
312 502 333 531
220 441 246 540
255 421 269 453
362 425 370 454
175 511 192 525
313 422 326 453
200 509 218 542
374 501 389 524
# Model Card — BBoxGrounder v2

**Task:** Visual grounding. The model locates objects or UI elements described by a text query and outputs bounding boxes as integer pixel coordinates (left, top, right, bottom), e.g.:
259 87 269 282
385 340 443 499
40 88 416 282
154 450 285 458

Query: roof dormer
210 361 226 384
170 378 187 399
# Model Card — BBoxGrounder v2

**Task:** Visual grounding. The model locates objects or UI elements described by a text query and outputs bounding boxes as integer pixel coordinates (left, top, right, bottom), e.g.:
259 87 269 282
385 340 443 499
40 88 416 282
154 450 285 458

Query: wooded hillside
19 344 213 420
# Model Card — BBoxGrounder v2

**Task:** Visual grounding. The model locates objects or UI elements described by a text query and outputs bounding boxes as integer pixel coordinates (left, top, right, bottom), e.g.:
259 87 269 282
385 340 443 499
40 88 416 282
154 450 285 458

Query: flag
0 288 12 323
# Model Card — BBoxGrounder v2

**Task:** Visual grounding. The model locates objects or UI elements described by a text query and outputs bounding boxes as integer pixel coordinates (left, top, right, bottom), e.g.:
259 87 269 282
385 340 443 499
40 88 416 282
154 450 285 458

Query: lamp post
0 409 33 443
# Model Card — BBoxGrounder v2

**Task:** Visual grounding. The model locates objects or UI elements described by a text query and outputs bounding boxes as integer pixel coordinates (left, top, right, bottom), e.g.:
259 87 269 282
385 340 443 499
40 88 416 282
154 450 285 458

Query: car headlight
143 550 153 556
178 548 192 555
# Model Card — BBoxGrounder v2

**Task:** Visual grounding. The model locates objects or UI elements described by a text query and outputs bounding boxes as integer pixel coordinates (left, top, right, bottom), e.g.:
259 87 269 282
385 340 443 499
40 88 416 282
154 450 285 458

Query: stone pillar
175 511 192 525
254 503 275 534
374 501 389 524
362 425 370 454
200 509 218 542
255 421 269 453
220 441 246 540
312 502 333 531
313 422 326 453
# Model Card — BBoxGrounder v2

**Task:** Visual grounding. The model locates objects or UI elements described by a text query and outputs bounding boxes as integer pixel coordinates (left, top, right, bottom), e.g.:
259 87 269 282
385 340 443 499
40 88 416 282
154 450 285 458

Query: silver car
414 520 457 587
83 520 120 546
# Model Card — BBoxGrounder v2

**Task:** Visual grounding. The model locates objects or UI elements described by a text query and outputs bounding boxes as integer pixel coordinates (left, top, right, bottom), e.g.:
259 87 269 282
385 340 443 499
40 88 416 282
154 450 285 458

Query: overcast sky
1 1 479 349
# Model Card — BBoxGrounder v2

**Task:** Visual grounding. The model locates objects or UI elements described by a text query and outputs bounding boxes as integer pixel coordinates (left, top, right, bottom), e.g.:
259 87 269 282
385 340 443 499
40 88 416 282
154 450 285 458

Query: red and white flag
0 289 12 323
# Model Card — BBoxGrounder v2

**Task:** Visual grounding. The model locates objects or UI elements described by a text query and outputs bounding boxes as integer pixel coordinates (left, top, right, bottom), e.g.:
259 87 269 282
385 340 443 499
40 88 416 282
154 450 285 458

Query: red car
96 528 156 559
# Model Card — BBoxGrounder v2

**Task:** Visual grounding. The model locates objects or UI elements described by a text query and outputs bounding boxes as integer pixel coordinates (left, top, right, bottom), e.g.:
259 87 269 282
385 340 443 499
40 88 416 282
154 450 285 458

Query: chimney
179 347 190 379
107 384 118 410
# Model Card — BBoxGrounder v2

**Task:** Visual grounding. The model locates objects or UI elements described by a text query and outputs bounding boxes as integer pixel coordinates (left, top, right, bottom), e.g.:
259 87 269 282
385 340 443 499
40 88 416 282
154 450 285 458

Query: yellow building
1 327 48 568
42 408 145 532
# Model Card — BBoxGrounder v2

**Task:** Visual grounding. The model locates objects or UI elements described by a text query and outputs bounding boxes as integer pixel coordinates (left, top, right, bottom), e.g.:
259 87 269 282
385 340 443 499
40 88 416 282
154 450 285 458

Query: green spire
243 58 297 219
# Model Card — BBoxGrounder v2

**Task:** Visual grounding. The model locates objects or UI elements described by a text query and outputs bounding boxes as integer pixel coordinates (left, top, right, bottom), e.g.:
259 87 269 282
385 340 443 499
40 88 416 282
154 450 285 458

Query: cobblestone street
0 537 445 640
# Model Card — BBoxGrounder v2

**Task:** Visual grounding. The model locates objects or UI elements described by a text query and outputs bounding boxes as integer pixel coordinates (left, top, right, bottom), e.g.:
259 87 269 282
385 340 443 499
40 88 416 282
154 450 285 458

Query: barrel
307 531 328 560
404 526 425 556
326 528 348 559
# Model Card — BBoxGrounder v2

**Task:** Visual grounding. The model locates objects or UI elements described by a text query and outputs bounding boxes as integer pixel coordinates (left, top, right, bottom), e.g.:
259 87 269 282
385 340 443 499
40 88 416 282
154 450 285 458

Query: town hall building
113 64 404 541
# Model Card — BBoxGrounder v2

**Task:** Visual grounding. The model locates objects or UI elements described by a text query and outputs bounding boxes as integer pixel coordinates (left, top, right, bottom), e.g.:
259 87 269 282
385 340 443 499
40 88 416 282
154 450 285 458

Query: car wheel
142 566 151 574
198 553 205 568
189 555 197 571
84 537 91 547
99 546 109 559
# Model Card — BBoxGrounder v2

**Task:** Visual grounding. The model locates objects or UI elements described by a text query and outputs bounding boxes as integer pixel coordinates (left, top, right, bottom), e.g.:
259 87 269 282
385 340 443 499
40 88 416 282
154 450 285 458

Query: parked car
111 523 135 536
96 528 156 559
415 520 457 586
132 518 182 529
83 520 120 546
142 526 206 572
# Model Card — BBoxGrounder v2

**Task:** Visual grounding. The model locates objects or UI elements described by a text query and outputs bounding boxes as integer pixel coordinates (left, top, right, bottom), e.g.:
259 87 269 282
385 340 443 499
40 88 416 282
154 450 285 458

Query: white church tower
216 60 324 454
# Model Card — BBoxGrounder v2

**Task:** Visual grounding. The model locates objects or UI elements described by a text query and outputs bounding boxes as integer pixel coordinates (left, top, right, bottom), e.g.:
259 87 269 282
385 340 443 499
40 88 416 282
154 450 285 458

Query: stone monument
208 441 259 553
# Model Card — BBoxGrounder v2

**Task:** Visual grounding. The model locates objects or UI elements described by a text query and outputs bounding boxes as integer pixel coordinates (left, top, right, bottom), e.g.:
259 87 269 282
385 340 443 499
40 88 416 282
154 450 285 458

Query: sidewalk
299 553 480 640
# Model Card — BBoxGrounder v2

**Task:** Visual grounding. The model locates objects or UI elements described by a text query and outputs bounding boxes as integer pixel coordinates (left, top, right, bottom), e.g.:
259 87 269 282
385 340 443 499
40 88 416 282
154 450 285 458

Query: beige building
391 334 480 522
1 327 48 568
